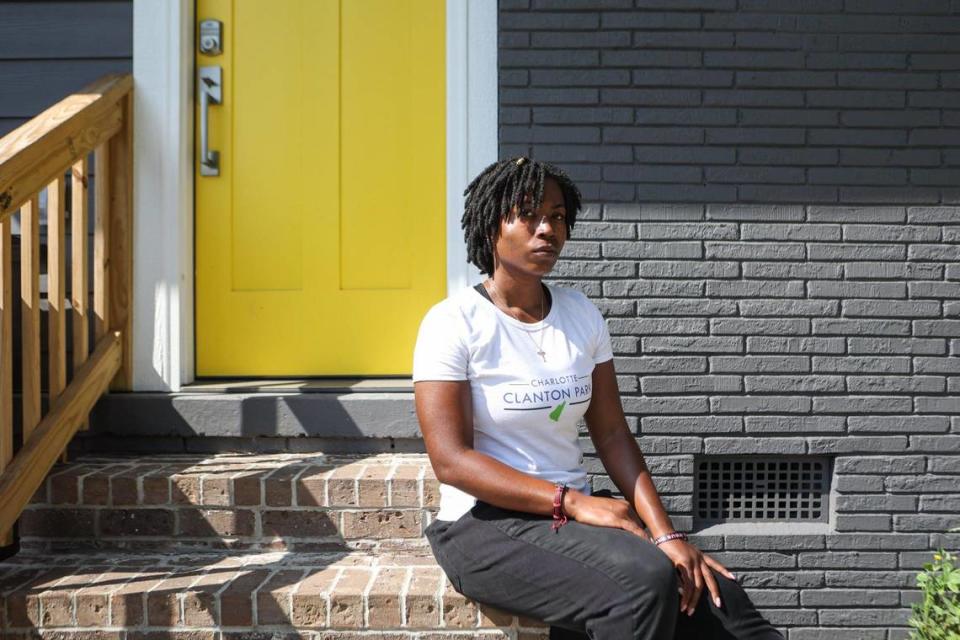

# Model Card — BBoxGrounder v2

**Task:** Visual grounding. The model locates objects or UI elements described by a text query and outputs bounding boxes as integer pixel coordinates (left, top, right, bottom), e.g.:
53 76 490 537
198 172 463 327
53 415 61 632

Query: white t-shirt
412 283 614 521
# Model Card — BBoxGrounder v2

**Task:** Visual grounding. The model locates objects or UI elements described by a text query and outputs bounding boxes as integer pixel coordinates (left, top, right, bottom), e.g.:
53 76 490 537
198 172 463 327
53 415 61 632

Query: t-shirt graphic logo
501 374 591 419
549 401 567 422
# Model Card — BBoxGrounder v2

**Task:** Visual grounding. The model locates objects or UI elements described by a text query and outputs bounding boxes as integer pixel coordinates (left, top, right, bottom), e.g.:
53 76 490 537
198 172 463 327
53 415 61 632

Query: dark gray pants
425 491 785 640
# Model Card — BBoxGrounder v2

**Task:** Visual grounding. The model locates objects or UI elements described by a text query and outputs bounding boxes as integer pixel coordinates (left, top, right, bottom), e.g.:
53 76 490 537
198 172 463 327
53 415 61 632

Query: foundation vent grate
694 457 830 524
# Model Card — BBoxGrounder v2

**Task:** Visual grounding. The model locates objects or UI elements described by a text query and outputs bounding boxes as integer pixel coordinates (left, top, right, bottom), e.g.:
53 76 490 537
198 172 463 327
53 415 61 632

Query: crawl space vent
695 457 830 524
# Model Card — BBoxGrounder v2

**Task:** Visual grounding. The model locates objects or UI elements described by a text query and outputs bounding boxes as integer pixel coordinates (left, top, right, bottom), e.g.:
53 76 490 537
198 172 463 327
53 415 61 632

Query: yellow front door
195 0 446 376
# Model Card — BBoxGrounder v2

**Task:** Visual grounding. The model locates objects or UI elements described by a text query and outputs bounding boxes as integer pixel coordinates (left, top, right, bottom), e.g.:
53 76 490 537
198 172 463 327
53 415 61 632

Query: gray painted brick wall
501 2 960 638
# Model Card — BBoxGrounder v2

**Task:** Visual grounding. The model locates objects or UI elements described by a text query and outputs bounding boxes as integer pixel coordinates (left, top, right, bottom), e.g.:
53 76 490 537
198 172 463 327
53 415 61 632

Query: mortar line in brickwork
323 465 337 507
252 464 285 507
417 464 427 509
103 463 134 506
289 465 311 507
286 567 310 629
385 460 400 508
49 464 88 504
35 566 84 628
120 569 157 626
249 567 279 627
291 466 304 508
66 564 113 626
211 566 242 626
141 565 183 628
177 569 211 626
328 567 348 628
228 468 247 508
434 561 447 629
329 465 357 508
132 464 152 505
325 566 343 629
72 566 117 626
104 568 141 627
161 464 186 505
353 463 370 508
363 565 381 628
196 467 208 506
213 568 245 626
261 464 286 509
154 565 189 626
73 465 96 505
293 463 328 508
172 503 182 540
473 592 484 630
399 565 413 628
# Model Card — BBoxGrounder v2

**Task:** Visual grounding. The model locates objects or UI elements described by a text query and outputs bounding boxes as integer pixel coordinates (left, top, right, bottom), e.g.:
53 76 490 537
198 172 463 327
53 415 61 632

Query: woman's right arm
414 379 649 539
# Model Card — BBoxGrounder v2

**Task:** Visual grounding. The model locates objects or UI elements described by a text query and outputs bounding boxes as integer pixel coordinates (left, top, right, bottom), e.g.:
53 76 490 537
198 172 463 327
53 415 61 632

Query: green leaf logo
549 401 567 422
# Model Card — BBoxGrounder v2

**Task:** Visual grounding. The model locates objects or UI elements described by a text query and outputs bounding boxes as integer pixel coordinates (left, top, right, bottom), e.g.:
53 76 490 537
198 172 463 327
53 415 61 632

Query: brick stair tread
32 453 439 509
0 548 549 637
24 453 443 552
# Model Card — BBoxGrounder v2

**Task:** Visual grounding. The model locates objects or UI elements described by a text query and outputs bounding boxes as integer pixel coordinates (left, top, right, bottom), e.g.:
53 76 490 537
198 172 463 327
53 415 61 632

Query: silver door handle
199 66 222 176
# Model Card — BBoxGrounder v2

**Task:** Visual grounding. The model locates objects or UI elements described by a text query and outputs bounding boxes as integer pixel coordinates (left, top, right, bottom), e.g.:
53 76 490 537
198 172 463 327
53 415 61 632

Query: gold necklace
487 279 548 362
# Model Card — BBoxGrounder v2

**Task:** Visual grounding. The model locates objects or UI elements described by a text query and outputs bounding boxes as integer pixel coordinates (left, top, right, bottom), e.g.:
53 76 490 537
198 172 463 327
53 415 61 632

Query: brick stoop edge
19 453 443 553
3 452 932 638
2 454 549 638
0 549 549 638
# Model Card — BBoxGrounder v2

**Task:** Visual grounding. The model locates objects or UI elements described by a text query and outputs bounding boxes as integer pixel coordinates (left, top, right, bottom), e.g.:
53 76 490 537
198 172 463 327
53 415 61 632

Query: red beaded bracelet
551 483 569 532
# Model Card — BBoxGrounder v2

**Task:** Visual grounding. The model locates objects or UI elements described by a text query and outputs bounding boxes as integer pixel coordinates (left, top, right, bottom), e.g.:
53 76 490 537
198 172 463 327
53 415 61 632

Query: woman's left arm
583 360 674 538
584 359 735 616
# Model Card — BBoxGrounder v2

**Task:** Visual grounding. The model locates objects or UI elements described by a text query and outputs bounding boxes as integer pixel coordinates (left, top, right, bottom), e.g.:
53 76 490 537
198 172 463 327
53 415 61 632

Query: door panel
196 0 446 376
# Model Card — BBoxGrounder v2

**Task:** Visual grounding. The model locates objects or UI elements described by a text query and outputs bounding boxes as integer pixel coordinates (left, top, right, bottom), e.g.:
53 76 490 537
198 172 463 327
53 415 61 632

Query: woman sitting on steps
413 156 785 640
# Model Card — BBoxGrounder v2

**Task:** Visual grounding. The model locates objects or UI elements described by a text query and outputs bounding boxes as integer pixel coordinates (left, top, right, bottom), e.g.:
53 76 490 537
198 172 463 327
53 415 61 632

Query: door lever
199 66 222 176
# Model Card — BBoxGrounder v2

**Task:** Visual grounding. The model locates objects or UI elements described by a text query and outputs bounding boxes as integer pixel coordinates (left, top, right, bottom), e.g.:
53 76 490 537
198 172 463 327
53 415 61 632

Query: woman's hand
656 539 736 616
564 492 651 541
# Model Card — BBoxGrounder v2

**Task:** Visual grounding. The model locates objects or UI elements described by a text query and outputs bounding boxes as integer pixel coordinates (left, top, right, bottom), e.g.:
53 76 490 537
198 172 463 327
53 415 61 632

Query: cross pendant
537 350 547 362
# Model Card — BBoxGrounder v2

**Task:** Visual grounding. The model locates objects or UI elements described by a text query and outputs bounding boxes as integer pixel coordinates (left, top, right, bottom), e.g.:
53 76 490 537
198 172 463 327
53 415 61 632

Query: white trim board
447 0 497 294
132 0 497 390
131 0 195 392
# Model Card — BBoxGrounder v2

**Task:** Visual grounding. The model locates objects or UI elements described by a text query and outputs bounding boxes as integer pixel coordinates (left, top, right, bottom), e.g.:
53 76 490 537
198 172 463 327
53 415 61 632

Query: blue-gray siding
0 1 132 137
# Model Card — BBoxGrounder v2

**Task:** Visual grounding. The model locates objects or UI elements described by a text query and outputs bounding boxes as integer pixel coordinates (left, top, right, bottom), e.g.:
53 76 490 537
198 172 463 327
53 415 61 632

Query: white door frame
131 0 496 391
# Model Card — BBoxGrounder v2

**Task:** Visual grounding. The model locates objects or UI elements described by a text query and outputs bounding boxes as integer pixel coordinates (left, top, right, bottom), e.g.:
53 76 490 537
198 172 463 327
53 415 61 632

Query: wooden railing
0 74 133 542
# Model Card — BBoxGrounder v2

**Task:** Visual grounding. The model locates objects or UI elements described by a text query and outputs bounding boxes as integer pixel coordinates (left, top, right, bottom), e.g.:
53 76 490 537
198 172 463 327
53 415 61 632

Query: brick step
0 549 549 638
23 453 441 552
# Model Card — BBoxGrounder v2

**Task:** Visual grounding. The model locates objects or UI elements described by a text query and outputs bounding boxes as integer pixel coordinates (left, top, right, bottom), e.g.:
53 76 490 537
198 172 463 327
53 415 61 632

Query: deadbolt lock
199 19 222 56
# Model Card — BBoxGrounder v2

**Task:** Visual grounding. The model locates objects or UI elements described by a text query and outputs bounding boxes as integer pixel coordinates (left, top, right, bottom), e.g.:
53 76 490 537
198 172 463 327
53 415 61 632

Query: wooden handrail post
107 92 133 391
48 176 68 464
71 158 90 430
93 142 109 349
48 176 67 401
0 217 11 547
21 197 41 441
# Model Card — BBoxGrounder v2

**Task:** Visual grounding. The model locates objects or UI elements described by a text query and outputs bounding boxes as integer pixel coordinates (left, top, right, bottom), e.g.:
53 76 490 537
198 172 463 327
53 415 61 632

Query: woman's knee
591 553 679 640
644 551 680 602
613 544 679 605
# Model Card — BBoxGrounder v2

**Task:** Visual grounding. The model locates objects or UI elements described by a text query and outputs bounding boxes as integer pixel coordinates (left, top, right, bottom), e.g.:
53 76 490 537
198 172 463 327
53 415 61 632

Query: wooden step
22 453 441 552
0 548 549 638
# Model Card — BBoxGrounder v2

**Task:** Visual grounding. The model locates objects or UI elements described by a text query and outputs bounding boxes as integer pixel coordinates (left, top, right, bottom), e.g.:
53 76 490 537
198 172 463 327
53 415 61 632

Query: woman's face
492 176 567 278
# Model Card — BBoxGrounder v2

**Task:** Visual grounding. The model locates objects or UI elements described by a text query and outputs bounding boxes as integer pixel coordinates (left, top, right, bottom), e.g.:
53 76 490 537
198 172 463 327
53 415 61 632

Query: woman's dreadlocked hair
462 156 582 276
